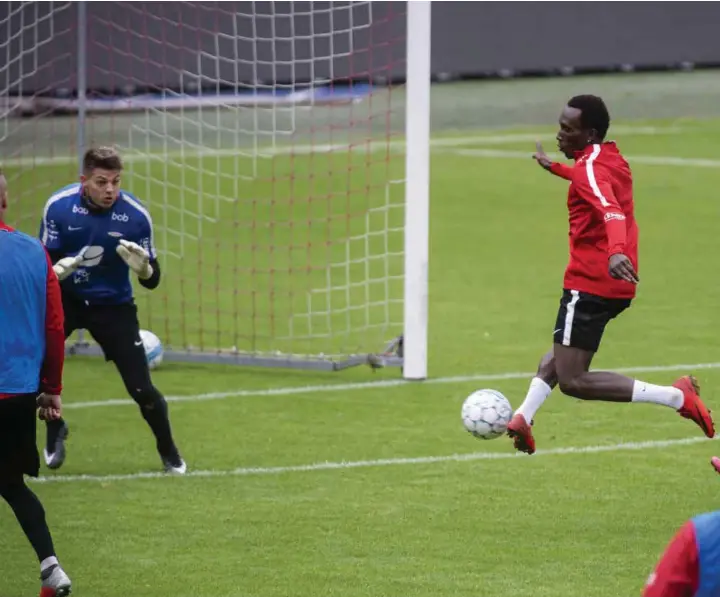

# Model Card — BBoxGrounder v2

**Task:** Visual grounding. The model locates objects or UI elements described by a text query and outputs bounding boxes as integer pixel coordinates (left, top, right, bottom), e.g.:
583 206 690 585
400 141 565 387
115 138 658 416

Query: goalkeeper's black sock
138 388 177 456
0 481 56 563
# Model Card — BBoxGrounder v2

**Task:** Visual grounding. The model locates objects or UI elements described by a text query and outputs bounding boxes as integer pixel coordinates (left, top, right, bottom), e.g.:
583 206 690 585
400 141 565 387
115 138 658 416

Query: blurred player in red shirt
641 457 720 597
505 95 714 454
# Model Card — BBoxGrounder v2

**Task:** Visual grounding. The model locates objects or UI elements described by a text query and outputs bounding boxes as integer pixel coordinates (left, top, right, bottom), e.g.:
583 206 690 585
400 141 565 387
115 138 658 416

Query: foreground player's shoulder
7 228 48 263
643 519 699 597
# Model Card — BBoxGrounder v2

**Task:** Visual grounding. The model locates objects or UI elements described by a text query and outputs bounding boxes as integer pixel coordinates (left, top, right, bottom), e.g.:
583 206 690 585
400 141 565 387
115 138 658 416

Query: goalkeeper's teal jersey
38 183 157 305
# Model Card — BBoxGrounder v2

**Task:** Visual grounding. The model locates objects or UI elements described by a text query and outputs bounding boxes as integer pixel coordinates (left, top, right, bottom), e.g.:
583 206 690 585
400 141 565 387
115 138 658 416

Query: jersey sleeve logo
604 212 626 222
46 220 59 242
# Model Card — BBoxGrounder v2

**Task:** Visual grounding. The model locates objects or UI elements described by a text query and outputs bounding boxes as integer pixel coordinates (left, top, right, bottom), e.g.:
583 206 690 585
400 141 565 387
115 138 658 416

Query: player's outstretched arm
116 240 161 289
52 255 83 281
532 141 573 180
140 257 161 290
39 200 82 281
122 201 162 289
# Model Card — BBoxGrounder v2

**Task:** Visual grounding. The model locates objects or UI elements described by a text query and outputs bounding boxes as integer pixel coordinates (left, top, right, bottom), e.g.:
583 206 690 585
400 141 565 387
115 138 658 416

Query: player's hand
37 393 62 421
711 456 720 475
608 253 639 284
532 141 553 170
52 255 83 281
116 239 153 280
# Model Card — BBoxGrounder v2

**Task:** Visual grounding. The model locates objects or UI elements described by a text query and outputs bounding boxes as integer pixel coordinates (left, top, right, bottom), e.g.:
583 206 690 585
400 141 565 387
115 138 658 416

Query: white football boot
40 565 72 597
161 449 187 475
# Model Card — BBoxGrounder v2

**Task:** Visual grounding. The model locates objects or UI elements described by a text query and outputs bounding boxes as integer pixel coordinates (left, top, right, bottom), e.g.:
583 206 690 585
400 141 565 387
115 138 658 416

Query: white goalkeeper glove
116 239 153 280
53 255 83 282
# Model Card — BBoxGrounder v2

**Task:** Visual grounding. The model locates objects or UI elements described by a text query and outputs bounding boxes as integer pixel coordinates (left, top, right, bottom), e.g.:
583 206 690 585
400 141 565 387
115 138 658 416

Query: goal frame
65 1 431 380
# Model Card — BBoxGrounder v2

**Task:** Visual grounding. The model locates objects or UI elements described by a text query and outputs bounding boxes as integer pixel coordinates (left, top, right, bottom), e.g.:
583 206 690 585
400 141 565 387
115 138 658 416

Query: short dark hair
83 147 123 174
567 95 610 140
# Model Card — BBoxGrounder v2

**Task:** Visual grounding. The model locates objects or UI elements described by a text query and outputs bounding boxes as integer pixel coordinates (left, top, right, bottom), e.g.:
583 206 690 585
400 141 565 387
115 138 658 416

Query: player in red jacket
0 170 72 597
641 457 720 597
505 95 714 454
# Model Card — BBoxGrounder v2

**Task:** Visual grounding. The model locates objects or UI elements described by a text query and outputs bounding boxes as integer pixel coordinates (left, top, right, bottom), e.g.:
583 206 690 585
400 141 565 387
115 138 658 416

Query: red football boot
506 413 536 455
674 376 715 438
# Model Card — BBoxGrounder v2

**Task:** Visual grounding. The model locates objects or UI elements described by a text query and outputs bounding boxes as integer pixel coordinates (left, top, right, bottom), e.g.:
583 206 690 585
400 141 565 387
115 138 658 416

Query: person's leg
513 349 559 424
91 304 186 473
0 477 57 568
0 395 71 596
508 290 714 455
506 351 558 454
551 291 714 437
552 291 683 404
508 290 583 453
554 343 713 436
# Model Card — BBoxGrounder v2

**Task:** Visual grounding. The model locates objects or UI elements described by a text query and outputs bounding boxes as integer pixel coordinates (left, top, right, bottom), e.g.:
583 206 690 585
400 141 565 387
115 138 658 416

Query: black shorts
553 289 632 352
63 293 151 384
0 394 40 480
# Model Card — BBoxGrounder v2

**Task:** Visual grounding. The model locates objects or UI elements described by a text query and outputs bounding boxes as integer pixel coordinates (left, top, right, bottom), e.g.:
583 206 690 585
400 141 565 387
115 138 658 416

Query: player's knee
557 375 585 398
0 476 25 500
128 385 162 409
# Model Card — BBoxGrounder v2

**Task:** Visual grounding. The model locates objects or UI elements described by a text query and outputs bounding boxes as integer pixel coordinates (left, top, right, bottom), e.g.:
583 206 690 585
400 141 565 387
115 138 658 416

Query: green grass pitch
1 113 720 597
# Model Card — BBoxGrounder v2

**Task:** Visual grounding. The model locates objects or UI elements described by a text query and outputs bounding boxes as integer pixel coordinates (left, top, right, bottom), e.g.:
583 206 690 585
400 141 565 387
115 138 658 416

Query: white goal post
0 1 431 380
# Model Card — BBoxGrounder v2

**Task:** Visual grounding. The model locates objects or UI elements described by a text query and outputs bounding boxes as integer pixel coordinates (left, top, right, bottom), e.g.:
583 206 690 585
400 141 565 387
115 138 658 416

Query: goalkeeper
38 147 186 475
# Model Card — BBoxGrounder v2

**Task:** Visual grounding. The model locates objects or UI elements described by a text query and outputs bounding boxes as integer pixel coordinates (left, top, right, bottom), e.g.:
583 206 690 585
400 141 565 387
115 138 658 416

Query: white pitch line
63 361 720 410
444 147 720 168
1 125 685 168
29 435 718 485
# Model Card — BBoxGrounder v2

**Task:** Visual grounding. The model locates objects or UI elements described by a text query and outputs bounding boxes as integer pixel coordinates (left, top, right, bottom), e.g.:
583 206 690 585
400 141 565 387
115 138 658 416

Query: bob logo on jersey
112 212 129 222
72 204 89 216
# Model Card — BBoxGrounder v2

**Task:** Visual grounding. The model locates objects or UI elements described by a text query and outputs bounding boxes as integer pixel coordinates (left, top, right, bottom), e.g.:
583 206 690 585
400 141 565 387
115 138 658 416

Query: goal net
0 1 430 377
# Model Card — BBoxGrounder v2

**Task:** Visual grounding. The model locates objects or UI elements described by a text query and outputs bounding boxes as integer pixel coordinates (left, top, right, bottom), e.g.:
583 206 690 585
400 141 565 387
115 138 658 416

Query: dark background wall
2 1 719 95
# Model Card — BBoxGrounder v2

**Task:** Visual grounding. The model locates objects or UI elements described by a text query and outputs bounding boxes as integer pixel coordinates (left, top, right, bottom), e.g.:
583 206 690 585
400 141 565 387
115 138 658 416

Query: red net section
3 1 408 364
0 2 79 232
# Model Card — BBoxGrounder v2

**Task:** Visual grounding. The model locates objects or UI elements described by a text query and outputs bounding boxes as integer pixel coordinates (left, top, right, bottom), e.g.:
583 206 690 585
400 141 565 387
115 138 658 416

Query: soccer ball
461 389 513 440
139 329 164 370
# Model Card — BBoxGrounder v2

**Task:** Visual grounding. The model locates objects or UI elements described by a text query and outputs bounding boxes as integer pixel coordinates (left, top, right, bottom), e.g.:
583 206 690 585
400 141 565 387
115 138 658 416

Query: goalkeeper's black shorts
62 293 147 370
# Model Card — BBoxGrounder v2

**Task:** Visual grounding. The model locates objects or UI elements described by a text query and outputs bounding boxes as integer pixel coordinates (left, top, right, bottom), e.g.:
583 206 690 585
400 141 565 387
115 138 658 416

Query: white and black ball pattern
461 389 513 440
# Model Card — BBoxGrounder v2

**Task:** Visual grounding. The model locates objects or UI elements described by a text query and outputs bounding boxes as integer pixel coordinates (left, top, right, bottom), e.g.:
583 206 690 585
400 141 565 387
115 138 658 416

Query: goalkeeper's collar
81 188 115 213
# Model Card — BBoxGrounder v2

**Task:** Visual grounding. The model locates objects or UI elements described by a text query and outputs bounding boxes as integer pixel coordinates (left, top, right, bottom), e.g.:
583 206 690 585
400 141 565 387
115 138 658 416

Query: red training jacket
642 520 699 597
549 142 639 299
0 222 65 399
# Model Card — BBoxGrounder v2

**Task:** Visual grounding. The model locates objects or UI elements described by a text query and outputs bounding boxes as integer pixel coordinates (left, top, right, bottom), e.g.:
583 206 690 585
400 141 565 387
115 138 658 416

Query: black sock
0 481 56 563
137 389 177 457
